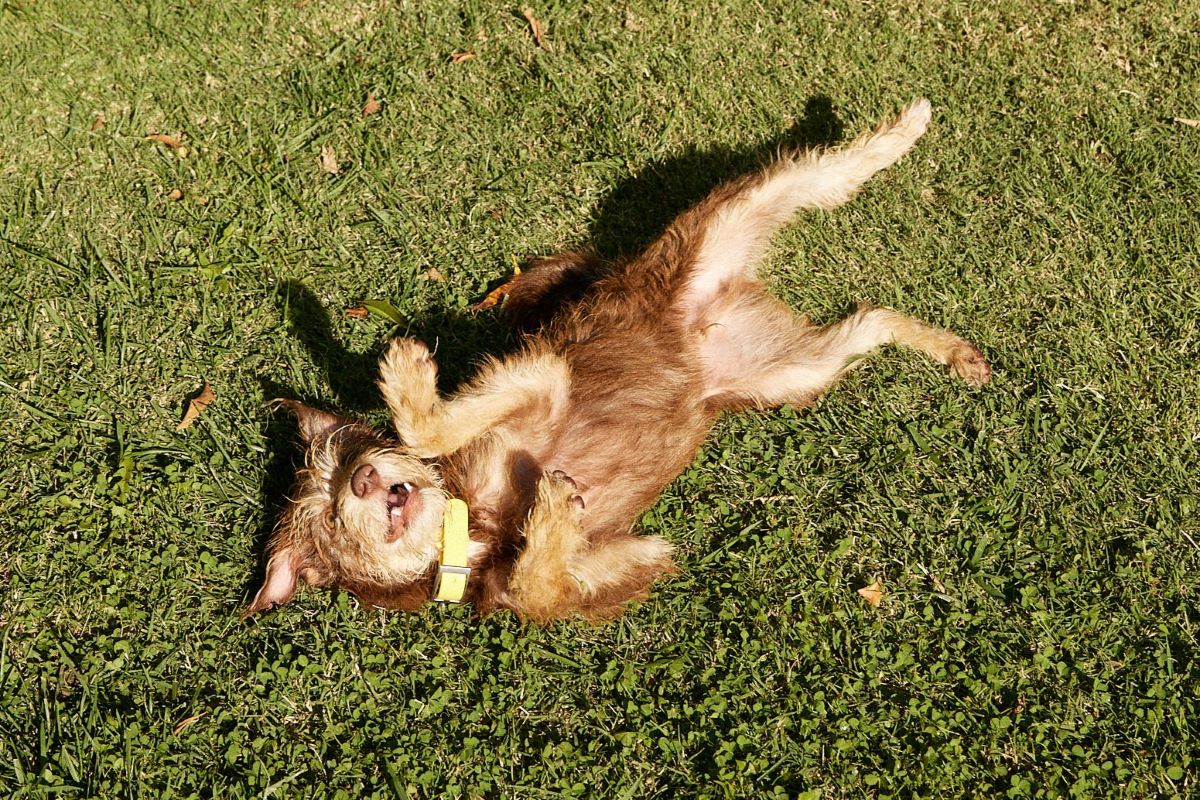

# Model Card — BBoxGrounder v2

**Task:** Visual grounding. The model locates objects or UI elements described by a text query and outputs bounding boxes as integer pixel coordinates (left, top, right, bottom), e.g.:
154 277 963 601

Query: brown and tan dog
244 98 990 623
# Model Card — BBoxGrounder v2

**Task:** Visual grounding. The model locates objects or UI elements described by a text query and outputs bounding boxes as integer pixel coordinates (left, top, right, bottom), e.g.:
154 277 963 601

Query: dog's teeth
402 482 415 492
390 506 402 517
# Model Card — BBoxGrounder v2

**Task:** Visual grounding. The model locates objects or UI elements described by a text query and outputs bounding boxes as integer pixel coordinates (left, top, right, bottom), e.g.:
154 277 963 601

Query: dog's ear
274 399 347 443
241 545 322 619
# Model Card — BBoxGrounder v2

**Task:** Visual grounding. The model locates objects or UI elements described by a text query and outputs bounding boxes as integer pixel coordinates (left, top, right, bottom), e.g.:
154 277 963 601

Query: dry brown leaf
857 578 884 608
471 259 524 311
319 144 340 175
146 133 184 150
362 91 381 117
521 7 545 48
176 382 215 431
423 267 445 282
192 194 209 206
471 280 516 312
91 114 106 131
1173 117 1200 128
172 712 206 736
345 306 369 319
167 188 183 201
450 51 476 64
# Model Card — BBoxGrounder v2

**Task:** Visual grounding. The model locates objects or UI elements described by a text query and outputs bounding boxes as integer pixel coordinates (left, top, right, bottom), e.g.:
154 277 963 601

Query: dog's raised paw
379 338 438 403
383 338 434 371
900 97 932 131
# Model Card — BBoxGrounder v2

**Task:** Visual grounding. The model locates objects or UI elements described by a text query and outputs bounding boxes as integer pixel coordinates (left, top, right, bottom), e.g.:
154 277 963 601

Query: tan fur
244 98 991 623
567 536 675 603
379 339 573 459
506 472 589 622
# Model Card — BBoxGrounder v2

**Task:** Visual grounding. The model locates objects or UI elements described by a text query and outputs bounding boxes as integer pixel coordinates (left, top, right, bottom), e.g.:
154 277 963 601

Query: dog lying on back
243 98 990 623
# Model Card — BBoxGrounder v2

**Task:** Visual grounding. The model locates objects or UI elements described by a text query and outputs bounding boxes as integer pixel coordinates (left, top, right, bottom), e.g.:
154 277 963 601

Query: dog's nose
351 464 378 498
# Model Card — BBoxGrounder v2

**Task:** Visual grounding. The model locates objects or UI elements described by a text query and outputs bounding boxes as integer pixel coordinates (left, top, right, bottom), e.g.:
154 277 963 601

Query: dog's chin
377 488 446 579
332 486 447 584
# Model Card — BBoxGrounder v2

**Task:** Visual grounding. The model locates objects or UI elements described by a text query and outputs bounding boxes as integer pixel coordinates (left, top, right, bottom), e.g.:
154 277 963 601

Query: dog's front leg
507 470 589 623
506 472 676 623
378 338 571 458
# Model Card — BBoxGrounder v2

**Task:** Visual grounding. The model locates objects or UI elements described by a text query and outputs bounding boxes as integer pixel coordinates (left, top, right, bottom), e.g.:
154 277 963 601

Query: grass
1 0 1197 797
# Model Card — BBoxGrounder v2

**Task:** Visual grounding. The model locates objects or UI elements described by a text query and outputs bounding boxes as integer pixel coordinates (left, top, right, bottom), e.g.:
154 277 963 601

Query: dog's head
242 401 447 618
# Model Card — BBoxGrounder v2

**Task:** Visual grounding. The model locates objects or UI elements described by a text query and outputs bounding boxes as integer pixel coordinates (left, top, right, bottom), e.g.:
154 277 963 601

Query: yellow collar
433 498 470 603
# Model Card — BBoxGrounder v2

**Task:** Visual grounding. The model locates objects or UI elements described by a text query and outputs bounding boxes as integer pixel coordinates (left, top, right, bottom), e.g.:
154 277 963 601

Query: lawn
1 0 1197 797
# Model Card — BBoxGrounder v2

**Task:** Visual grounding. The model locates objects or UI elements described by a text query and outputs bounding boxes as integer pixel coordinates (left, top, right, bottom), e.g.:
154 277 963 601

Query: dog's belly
538 333 713 537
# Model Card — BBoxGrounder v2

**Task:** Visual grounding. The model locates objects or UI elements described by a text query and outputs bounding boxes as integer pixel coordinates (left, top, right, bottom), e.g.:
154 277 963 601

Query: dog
243 98 990 623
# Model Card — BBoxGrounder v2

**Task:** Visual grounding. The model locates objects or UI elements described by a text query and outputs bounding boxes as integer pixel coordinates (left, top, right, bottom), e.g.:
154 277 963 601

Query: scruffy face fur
243 403 447 617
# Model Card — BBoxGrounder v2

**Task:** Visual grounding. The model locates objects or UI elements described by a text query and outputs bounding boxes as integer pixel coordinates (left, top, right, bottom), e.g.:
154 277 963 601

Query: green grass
1 0 1198 797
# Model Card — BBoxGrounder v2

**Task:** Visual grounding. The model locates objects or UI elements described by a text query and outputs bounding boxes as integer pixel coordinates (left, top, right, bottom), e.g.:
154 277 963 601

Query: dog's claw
950 345 992 387
548 470 585 511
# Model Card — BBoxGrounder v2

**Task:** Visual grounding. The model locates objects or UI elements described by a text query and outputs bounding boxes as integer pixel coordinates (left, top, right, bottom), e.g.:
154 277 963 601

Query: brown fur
244 98 991 623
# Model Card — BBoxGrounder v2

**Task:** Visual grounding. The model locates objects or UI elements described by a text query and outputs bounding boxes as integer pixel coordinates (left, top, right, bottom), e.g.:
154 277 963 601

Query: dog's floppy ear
242 545 318 619
274 399 347 443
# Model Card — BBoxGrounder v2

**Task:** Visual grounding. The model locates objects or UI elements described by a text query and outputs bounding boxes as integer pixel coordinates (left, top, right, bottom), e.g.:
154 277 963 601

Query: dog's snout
351 464 378 498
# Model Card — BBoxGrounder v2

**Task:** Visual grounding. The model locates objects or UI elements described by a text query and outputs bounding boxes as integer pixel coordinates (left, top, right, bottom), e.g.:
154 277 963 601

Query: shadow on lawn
587 95 844 259
243 95 845 604
270 93 844 405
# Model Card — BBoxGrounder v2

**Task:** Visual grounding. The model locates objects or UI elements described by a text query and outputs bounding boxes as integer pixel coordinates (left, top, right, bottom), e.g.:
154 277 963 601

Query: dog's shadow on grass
244 95 846 604
587 95 844 258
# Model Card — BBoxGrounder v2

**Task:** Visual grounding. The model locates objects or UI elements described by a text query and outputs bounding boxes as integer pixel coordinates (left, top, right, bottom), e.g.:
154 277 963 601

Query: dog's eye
325 508 338 527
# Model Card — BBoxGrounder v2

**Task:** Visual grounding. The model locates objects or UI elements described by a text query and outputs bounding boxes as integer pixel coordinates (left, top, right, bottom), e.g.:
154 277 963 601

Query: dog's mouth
386 482 412 515
385 481 413 535
350 463 424 543
387 481 429 543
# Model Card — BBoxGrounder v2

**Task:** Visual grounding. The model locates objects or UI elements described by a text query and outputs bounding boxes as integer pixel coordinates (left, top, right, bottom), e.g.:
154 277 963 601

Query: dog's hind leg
700 293 990 410
668 98 932 328
568 534 675 620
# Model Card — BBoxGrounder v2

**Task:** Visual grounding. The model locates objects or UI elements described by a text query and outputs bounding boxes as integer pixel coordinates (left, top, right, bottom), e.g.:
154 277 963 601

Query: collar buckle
433 564 471 603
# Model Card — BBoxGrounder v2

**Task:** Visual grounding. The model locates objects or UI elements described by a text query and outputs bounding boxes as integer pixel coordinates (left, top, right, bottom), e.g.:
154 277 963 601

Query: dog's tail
662 98 932 321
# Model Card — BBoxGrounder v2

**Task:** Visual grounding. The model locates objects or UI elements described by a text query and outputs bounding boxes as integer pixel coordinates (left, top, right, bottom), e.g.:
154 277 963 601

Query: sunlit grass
1 1 1196 797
